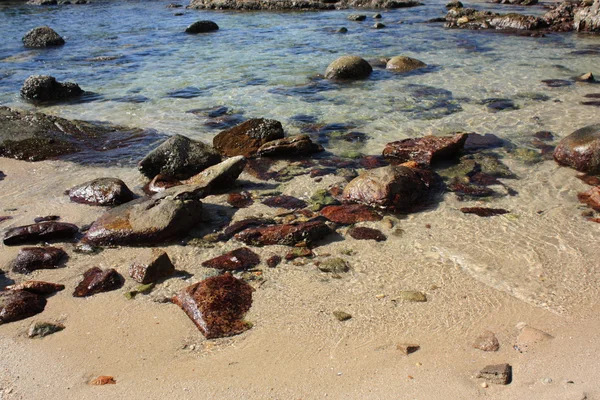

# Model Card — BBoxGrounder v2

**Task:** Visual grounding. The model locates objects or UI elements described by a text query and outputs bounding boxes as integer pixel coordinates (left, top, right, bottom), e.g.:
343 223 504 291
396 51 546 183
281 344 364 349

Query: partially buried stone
33 215 60 223
262 195 307 210
333 311 352 321
477 363 512 385
0 290 46 324
201 247 260 271
73 267 124 297
285 247 313 260
317 257 349 273
89 376 116 385
473 330 500 351
234 220 330 247
320 204 382 224
382 133 467 166
172 273 253 339
129 249 175 284
12 246 67 274
266 255 282 268
22 26 65 48
213 118 284 157
6 281 65 295
221 217 275 240
347 226 386 241
3 222 79 246
397 343 420 355
185 20 219 33
397 291 427 302
460 207 509 217
68 178 135 206
28 321 65 338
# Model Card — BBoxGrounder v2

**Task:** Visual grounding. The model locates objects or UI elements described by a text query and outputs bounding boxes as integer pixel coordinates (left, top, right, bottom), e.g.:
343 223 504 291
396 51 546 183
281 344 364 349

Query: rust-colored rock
68 178 135 206
6 281 65 295
347 226 387 241
227 191 253 208
266 255 282 268
213 118 284 157
0 290 46 324
320 204 382 224
256 134 323 157
201 247 260 271
221 217 275 240
448 181 495 198
577 174 600 186
129 249 175 284
460 207 509 217
73 267 124 297
235 220 331 247
578 186 600 211
3 222 79 246
172 273 253 339
382 133 468 166
89 376 116 385
262 195 307 210
12 246 67 274
554 124 600 173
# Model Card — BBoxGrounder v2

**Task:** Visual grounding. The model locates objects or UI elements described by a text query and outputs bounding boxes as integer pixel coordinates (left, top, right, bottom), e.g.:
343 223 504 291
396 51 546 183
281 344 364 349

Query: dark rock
383 133 467 166
0 216 12 224
221 217 275 240
28 321 65 338
581 100 600 106
266 255 282 268
182 155 246 190
337 27 348 33
129 249 175 284
285 247 313 260
373 22 386 28
20 75 83 102
22 26 65 48
320 204 382 224
333 311 352 321
27 0 58 5
213 118 284 157
6 281 65 295
68 178 135 206
3 222 78 246
473 330 500 351
386 56 427 72
324 56 373 80
348 14 367 21
235 220 331 247
541 79 572 88
374 13 382 18
446 0 462 8
202 247 260 271
0 291 46 324
12 246 67 274
73 267 124 297
534 131 554 141
167 2 183 6
576 72 595 82
347 226 387 241
185 20 219 33
484 98 518 112
554 124 600 173
460 207 509 217
257 134 323 157
138 134 221 180
227 191 253 208
172 273 253 339
464 133 505 151
448 181 496 199
33 215 60 223
491 0 537 5
262 195 307 210
477 363 512 385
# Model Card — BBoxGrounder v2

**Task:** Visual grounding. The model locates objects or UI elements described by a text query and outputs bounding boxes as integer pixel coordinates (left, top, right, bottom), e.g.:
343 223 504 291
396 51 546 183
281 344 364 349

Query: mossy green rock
28 321 65 338
512 148 542 165
309 189 339 211
318 258 350 273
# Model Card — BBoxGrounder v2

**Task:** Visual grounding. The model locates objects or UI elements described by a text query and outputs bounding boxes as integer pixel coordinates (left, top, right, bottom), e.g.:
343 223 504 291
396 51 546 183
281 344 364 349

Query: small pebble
542 377 552 384
481 382 488 388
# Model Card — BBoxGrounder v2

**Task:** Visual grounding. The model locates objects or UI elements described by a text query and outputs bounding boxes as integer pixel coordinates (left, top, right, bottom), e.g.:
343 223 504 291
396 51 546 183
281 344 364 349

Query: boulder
22 26 65 48
20 75 83 102
129 249 175 284
201 247 260 270
348 14 367 21
256 134 323 157
382 133 468 166
73 267 124 297
68 178 135 206
185 20 219 33
12 246 67 274
0 290 46 324
213 118 284 157
325 56 373 80
385 56 427 72
138 134 221 180
553 124 600 173
172 273 253 339
574 2 600 32
234 220 331 247
3 222 79 246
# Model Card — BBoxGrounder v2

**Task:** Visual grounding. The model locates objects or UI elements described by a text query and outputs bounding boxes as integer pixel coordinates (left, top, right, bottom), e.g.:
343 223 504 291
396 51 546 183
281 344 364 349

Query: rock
473 330 500 351
464 133 505 151
144 174 182 194
172 273 253 339
374 13 382 18
373 22 386 28
348 14 367 21
213 118 284 157
185 20 219 33
477 363 512 385
579 186 600 211
73 267 124 297
263 195 307 210
337 27 348 33
382 133 467 166
309 189 340 211
460 207 509 217
182 155 246 190
89 376 116 385
342 165 433 211
446 0 462 8
28 321 65 338
0 290 46 324
138 134 221 180
221 217 275 240
320 204 382 224
396 343 420 355
553 124 600 173
347 226 387 241
445 8 546 30
485 98 518 112
333 311 352 321
11 246 67 274
575 3 600 32
317 258 349 273
266 255 282 268
33 215 60 223
541 79 572 87
20 75 83 102
386 56 427 72
129 249 175 284
227 191 253 208
68 178 135 206
285 247 313 260
3 222 79 246
201 247 260 271
257 134 323 157
235 220 331 247
516 325 553 351
397 291 427 302
324 56 373 80
81 186 204 246
6 281 65 295
22 26 65 48
576 72 595 82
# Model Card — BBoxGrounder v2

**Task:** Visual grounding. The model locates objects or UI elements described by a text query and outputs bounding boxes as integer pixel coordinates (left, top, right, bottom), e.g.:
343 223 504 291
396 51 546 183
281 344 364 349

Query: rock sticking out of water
68 178 135 206
20 75 83 102
347 226 387 241
22 26 65 48
473 330 500 351
3 222 79 246
235 220 331 247
185 20 219 33
172 273 253 339
325 56 372 80
6 281 65 295
477 363 512 385
129 249 175 284
382 133 467 166
554 124 600 174
386 56 427 72
73 267 124 297
213 118 285 157
201 247 260 271
11 246 67 274
0 290 47 324
460 207 509 217
348 14 366 21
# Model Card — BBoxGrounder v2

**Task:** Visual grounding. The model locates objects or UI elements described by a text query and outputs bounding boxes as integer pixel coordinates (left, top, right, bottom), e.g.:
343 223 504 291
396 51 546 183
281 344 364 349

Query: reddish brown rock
12 246 67 274
0 290 47 324
262 195 307 210
448 181 496 198
554 124 600 173
358 155 389 169
172 273 253 339
578 186 600 211
213 118 284 157
460 207 509 217
68 178 135 206
285 247 313 260
129 249 175 284
0 216 12 224
320 204 382 224
73 267 124 297
382 133 468 166
221 217 275 240
577 174 600 186
266 255 282 268
234 220 331 247
347 226 387 241
89 376 116 385
256 134 323 157
3 222 79 246
227 191 253 208
6 280 65 295
201 247 260 271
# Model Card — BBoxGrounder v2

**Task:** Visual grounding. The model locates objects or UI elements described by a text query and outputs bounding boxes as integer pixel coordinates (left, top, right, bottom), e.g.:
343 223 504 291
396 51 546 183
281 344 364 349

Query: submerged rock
347 226 387 241
317 257 350 273
201 247 260 271
320 204 382 224
73 267 124 297
3 222 79 246
12 246 67 274
68 178 135 206
0 290 47 324
22 26 65 48
20 75 83 102
262 195 307 210
129 249 175 284
325 56 373 80
460 207 509 217
383 133 467 166
213 118 284 157
172 273 253 339
185 20 219 33
5 281 65 295
256 134 323 157
386 56 427 72
554 124 600 173
234 220 331 247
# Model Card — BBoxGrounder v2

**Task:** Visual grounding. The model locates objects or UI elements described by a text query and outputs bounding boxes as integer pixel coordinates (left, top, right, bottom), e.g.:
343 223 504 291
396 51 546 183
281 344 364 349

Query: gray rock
20 75 83 102
446 0 463 8
185 20 219 33
575 3 600 32
325 55 373 80
333 311 352 321
386 56 427 72
68 178 135 206
397 290 427 302
348 14 367 21
22 26 65 48
183 155 246 189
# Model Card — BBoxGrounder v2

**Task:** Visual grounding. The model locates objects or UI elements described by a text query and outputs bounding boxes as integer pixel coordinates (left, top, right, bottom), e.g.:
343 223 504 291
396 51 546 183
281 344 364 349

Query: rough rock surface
129 249 175 284
185 20 219 33
138 134 221 180
257 134 323 157
445 8 546 30
0 290 47 324
172 273 253 339
28 321 65 338
554 124 600 173
320 204 382 224
325 56 373 80
201 247 260 270
477 363 512 385
68 178 135 206
386 56 427 72
183 155 246 189
5 281 65 295
473 330 500 351
383 133 467 166
73 267 124 297
262 195 307 210
575 4 600 32
235 220 331 247
22 26 65 48
188 0 420 10
3 222 79 246
213 118 284 157
12 246 67 274
347 226 387 241
20 75 83 102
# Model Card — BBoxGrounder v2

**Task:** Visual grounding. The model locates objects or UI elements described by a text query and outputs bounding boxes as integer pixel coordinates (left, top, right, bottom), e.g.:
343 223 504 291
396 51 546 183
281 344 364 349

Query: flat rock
20 75 83 102
347 226 387 241
477 363 512 385
257 134 323 157
182 155 246 190
68 178 135 206
320 204 382 224
472 330 500 351
12 246 67 274
554 124 600 173
28 321 65 338
0 290 47 324
73 267 124 297
129 249 175 284
172 273 253 339
382 133 467 166
516 325 553 351
221 217 275 240
325 56 372 80
235 220 331 247
262 195 307 210
213 118 284 157
3 222 79 246
460 207 509 217
22 26 65 48
6 281 65 295
201 247 260 271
